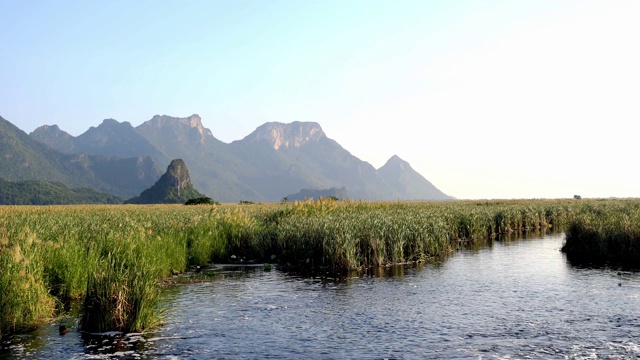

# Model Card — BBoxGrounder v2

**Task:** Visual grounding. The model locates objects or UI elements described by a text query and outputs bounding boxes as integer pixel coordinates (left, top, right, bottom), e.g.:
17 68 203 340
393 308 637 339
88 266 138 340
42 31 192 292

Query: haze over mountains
0 116 161 199
5 114 453 202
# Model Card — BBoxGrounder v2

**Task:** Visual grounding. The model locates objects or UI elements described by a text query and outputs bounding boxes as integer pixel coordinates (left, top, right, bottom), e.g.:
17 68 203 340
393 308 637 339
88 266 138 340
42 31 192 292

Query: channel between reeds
1 199 637 337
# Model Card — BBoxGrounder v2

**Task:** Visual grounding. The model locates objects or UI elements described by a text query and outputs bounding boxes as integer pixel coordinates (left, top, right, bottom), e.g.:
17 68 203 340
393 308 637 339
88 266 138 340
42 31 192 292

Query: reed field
561 200 640 264
1 198 637 337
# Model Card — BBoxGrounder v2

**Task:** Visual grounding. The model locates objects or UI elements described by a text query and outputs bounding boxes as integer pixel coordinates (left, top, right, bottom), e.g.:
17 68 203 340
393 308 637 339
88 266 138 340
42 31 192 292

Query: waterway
2 233 640 359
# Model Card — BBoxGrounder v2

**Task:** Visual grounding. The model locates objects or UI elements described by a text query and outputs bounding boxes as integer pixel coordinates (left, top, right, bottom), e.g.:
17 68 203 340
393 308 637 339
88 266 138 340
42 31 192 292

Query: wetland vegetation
1 198 638 338
561 201 640 264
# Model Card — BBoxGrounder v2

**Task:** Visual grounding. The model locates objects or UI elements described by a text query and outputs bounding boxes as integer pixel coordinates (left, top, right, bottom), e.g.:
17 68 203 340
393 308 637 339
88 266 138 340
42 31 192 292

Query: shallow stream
2 233 640 359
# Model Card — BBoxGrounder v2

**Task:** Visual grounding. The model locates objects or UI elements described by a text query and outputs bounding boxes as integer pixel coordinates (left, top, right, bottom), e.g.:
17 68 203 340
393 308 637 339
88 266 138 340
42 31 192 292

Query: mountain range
0 116 161 198
3 114 452 202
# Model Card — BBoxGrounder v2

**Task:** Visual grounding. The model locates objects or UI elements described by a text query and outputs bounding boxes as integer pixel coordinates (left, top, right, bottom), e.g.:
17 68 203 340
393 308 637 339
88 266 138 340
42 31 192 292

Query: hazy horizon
2 0 638 199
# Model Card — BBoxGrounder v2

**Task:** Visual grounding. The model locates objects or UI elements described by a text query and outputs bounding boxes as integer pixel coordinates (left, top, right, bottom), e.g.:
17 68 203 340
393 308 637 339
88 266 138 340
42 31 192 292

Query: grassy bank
0 199 634 337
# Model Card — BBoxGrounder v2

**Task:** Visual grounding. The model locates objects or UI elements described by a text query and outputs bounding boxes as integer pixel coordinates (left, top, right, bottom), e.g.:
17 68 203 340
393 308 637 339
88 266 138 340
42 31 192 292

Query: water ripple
3 234 640 359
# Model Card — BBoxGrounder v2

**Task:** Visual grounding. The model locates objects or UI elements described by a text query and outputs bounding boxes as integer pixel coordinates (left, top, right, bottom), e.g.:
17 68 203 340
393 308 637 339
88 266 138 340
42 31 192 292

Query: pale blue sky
1 0 639 199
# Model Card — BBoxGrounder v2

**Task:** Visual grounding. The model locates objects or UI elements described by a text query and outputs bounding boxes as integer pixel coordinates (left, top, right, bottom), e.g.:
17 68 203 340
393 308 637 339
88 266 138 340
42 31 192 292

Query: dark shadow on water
565 254 640 272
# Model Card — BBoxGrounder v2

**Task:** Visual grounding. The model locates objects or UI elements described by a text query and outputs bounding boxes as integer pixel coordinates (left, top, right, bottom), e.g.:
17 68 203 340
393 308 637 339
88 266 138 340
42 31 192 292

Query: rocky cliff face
241 121 325 150
164 159 191 196
137 114 214 146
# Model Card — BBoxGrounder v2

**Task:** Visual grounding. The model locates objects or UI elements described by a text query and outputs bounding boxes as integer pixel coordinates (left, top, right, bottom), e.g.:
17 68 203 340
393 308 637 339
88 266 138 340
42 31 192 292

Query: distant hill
0 178 122 205
125 159 206 204
29 124 76 153
26 114 453 202
0 115 161 198
285 187 349 202
378 155 452 200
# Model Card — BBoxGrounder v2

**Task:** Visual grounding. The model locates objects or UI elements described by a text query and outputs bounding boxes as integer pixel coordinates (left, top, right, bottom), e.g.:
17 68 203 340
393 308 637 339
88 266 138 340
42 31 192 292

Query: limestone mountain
125 159 205 204
136 114 219 151
1 115 161 198
75 119 167 160
241 121 325 150
27 114 453 202
378 155 453 200
30 114 254 201
229 121 393 200
134 114 255 201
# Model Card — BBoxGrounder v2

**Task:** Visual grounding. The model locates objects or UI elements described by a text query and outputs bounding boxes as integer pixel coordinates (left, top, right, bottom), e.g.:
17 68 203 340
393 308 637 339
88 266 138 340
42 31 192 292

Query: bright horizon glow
1 0 639 200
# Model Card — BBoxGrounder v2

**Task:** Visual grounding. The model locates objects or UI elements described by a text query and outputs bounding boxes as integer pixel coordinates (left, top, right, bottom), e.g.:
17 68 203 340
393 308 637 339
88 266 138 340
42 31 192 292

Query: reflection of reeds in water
1 199 638 337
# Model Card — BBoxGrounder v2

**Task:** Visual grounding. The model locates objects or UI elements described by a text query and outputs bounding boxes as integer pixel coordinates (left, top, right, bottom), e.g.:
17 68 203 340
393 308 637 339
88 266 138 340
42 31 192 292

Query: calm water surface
3 233 640 359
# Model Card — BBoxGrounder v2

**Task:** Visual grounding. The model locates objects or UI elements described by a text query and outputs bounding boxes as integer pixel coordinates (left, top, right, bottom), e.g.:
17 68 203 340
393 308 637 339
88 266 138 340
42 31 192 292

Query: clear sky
1 0 638 199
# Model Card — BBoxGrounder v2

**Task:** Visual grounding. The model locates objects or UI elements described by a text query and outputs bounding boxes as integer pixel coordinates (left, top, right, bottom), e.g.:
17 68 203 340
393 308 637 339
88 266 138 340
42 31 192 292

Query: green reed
0 226 56 337
1 199 637 337
247 199 577 271
82 233 164 332
561 200 640 263
0 205 203 336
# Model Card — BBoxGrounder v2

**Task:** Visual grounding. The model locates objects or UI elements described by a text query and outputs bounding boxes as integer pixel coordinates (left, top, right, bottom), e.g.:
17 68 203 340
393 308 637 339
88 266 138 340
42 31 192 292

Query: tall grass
252 199 567 271
81 233 164 333
561 200 640 263
0 226 55 336
1 199 636 337
0 205 205 336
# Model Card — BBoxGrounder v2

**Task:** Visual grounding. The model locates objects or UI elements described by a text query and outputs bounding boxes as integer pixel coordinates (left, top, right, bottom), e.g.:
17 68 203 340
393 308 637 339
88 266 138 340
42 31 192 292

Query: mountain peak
378 156 453 200
382 155 409 170
98 118 133 129
125 159 205 204
31 124 71 138
142 114 213 142
29 124 76 153
164 159 192 191
244 121 326 150
33 124 61 133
